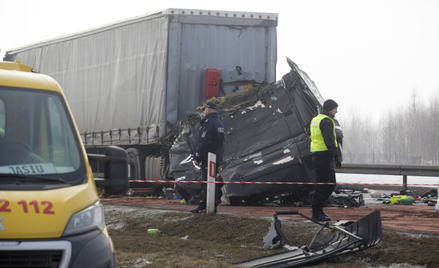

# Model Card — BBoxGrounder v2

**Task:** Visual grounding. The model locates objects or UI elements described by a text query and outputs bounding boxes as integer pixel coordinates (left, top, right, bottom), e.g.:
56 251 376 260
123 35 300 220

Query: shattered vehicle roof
168 58 338 205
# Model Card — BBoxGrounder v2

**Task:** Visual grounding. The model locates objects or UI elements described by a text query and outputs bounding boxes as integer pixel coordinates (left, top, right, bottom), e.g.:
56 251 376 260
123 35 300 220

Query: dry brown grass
105 205 439 268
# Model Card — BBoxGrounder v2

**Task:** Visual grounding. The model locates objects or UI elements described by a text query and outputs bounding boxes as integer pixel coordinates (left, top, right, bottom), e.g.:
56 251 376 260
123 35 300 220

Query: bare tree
341 90 439 165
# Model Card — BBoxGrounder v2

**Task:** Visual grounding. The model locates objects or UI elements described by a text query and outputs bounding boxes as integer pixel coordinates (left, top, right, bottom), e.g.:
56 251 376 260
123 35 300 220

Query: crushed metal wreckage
326 185 366 208
420 188 438 206
236 210 382 267
159 58 343 205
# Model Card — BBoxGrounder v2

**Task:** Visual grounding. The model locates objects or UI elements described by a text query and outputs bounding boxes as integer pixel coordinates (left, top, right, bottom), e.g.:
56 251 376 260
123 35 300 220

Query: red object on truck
205 69 221 97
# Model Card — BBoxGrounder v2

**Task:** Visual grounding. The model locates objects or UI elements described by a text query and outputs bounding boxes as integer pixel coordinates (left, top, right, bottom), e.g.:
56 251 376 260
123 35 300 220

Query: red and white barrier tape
129 180 438 186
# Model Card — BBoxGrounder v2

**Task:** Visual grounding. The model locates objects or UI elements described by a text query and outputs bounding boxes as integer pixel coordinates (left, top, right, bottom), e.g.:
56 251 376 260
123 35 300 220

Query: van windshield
0 87 85 183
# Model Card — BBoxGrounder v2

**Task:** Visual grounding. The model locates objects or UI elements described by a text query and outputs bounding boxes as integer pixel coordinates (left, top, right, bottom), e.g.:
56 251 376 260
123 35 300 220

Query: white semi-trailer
4 8 278 191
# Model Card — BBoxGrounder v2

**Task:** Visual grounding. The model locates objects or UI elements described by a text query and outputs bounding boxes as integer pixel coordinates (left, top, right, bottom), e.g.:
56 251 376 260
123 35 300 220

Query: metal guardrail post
436 181 439 211
403 175 407 191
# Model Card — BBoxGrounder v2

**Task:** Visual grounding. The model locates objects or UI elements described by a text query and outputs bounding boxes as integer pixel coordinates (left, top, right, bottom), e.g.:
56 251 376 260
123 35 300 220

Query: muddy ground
102 186 439 268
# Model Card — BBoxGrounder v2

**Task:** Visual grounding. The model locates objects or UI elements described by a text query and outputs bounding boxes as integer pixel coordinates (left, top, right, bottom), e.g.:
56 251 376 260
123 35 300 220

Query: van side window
46 96 80 169
0 99 4 138
47 97 64 162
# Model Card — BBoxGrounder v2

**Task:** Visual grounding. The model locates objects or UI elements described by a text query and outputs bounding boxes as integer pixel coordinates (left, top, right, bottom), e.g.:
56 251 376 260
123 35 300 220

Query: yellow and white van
0 61 128 267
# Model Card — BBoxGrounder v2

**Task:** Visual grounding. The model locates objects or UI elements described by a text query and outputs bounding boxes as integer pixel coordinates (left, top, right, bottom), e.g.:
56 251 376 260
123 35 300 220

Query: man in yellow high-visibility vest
310 99 342 222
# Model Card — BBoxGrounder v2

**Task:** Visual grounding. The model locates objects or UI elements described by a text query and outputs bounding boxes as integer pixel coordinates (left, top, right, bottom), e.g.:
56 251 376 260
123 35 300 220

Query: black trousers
198 164 220 209
311 152 336 215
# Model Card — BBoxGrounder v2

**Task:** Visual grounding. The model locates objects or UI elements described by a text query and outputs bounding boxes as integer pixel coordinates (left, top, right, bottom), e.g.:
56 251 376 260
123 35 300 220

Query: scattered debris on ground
104 202 439 268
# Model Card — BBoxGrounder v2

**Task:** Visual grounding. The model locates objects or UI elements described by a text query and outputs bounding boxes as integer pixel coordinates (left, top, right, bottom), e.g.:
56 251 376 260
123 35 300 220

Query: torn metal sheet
162 58 343 205
327 194 365 207
263 218 281 249
236 210 382 267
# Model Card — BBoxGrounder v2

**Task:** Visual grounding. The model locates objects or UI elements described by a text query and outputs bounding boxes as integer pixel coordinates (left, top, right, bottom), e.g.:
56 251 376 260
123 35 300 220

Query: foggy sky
2 0 438 121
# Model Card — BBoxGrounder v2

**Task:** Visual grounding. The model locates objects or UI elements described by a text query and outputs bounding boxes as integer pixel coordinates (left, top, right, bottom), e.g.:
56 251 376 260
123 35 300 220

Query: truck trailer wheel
127 148 142 181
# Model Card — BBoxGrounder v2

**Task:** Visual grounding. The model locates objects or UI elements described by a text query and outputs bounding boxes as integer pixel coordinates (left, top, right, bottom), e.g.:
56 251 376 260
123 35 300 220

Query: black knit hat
323 99 338 111
203 101 218 110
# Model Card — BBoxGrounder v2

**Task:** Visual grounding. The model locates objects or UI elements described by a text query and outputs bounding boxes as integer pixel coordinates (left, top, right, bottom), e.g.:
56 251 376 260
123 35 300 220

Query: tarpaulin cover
6 16 168 146
4 9 278 147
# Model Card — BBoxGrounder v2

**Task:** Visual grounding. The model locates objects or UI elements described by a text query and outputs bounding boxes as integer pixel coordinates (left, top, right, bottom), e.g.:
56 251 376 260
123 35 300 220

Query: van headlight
62 201 104 236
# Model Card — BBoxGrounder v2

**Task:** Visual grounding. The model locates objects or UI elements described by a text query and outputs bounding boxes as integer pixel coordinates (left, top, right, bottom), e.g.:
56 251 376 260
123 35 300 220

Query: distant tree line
338 91 439 165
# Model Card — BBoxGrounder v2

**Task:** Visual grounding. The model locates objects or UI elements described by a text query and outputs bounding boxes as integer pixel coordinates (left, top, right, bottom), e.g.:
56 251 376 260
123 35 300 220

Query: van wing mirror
88 146 129 195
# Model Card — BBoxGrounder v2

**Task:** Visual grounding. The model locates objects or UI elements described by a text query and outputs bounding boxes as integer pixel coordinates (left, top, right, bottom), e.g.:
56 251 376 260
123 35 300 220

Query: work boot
189 207 205 213
312 213 331 222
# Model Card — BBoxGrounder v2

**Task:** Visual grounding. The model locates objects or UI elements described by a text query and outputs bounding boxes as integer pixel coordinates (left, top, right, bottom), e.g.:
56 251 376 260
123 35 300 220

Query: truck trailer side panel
5 14 169 146
167 12 277 123
5 9 277 147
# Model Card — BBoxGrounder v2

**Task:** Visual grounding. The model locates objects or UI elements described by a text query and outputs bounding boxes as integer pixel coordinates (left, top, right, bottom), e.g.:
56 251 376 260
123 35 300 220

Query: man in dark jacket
190 101 224 213
310 99 342 221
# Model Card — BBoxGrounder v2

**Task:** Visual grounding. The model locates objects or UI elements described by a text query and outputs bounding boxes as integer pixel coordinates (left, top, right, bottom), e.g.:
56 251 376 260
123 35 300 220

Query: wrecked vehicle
236 210 382 267
161 58 343 205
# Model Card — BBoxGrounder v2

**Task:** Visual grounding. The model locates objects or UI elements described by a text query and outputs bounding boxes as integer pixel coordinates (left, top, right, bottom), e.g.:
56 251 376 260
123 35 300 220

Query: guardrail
336 163 439 190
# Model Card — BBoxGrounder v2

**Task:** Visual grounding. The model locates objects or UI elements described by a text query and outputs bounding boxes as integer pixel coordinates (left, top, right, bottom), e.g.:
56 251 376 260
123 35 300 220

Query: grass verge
105 205 438 268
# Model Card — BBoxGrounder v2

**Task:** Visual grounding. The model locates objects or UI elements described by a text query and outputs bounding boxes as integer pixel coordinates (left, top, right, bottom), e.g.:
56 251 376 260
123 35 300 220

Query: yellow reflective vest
310 114 338 152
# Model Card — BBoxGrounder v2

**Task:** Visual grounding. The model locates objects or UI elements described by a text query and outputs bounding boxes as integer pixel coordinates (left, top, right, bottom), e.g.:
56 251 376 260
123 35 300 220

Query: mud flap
236 210 382 267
